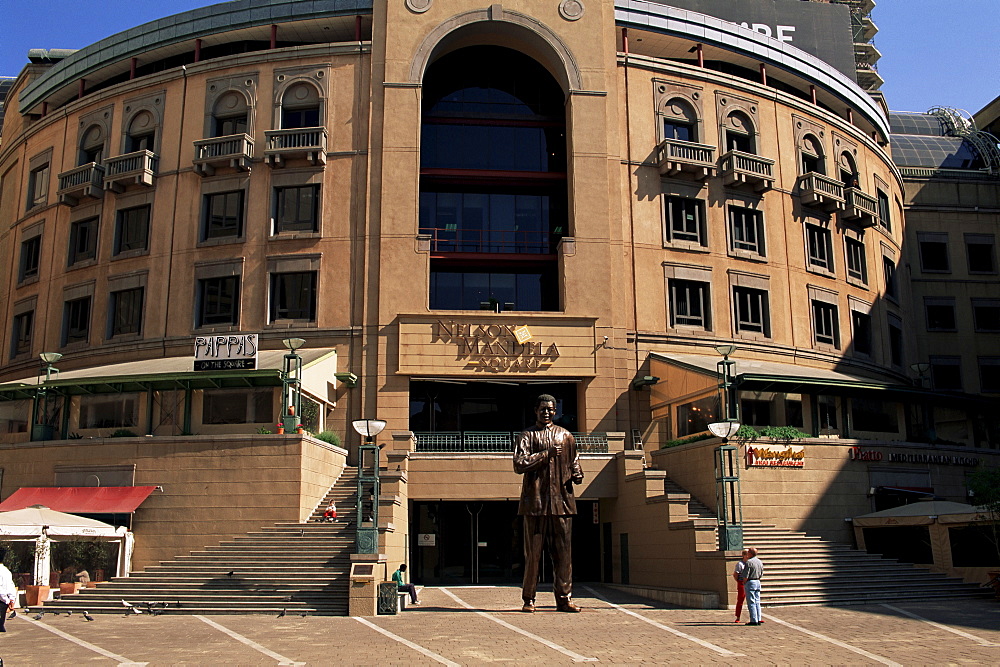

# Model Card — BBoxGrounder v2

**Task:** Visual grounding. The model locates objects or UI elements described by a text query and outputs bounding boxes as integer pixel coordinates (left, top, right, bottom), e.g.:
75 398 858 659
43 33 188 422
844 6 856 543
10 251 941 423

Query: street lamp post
32 352 62 441
353 418 387 554
714 344 738 423
709 420 744 551
281 338 305 433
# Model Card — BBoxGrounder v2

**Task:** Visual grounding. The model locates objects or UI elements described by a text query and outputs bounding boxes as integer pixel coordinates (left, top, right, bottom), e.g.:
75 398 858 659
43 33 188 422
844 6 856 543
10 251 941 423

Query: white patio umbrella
0 505 126 538
0 505 127 585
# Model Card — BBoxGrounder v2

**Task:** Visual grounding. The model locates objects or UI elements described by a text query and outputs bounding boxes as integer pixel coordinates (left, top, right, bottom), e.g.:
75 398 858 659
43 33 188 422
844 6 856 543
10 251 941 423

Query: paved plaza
1 585 998 665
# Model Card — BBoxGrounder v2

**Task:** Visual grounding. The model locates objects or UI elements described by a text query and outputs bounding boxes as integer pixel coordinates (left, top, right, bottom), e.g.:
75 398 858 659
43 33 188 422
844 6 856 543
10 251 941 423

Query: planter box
25 585 50 606
59 582 82 595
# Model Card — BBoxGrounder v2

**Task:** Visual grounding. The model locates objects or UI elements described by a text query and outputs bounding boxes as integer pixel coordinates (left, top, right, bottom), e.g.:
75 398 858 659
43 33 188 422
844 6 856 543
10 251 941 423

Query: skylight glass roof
889 135 979 169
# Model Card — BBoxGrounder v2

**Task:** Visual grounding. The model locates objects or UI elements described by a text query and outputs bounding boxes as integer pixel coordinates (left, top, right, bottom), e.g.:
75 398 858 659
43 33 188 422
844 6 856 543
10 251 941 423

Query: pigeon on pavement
83 611 95 621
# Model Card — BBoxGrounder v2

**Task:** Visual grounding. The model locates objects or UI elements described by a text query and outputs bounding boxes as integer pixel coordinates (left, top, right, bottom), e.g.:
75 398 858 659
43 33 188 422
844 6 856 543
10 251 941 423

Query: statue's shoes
557 602 582 613
520 601 535 613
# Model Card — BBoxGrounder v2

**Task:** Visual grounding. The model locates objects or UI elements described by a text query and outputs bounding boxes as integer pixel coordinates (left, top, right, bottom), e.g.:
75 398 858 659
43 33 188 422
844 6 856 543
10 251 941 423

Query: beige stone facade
1 0 996 599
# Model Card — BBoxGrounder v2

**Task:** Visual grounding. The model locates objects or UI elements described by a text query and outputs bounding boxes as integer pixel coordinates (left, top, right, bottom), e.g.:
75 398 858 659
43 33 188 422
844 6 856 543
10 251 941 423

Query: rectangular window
972 299 1000 332
27 163 49 209
852 398 899 433
805 224 834 272
663 119 693 143
728 206 765 256
114 205 150 255
110 287 144 337
668 279 710 329
79 394 139 429
812 299 840 348
888 316 903 368
924 298 957 331
918 233 950 272
845 237 867 283
851 310 872 356
930 356 962 391
203 388 274 425
876 190 891 232
965 234 996 274
68 217 99 266
11 310 33 358
269 271 317 322
203 191 244 240
197 276 240 327
882 256 898 301
732 286 770 336
979 358 1000 394
676 395 718 437
274 185 319 233
62 296 92 346
664 196 706 246
18 236 41 282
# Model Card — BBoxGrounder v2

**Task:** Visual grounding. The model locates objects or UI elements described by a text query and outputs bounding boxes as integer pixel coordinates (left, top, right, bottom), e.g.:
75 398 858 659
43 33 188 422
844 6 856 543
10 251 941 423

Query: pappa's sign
194 334 258 371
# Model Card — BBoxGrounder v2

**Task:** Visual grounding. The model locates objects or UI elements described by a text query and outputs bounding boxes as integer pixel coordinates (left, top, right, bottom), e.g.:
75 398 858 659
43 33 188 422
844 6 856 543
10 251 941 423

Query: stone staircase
38 467 360 615
743 522 990 607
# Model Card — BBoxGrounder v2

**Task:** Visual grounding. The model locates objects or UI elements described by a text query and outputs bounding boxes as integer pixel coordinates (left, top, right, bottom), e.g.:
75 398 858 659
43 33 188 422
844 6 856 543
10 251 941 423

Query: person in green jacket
392 563 420 605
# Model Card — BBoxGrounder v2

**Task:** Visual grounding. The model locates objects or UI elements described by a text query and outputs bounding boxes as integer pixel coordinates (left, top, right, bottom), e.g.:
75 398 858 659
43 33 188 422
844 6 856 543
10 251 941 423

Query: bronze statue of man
514 394 584 613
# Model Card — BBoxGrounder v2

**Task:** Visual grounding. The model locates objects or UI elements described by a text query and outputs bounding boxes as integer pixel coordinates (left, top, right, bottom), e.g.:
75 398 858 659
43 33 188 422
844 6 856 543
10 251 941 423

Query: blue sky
3 1 998 115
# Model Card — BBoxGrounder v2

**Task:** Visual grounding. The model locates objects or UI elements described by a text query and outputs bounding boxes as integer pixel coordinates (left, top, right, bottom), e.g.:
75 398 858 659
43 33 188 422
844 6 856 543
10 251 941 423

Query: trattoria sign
194 334 258 371
745 443 805 468
434 321 560 373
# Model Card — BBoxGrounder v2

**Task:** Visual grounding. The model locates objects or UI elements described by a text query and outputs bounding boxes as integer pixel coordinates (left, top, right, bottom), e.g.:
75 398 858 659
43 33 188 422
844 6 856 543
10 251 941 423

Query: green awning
0 349 338 402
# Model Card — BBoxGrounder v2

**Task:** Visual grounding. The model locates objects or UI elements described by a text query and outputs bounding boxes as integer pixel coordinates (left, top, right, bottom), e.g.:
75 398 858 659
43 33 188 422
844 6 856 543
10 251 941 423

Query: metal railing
58 162 105 191
656 138 716 170
194 133 254 162
264 127 327 152
719 150 775 179
421 227 559 254
104 150 158 180
898 166 999 181
413 431 609 453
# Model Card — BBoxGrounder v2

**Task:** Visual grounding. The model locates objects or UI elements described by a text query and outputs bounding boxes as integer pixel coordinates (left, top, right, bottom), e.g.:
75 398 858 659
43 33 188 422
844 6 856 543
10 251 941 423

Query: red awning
0 487 156 513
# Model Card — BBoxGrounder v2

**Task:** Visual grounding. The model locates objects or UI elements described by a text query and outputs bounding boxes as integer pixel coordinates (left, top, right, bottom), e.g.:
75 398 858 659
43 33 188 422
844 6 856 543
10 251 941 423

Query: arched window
280 83 321 129
723 111 756 154
661 99 698 142
212 91 249 137
78 125 104 165
839 152 859 188
126 111 156 153
800 134 825 175
420 46 566 312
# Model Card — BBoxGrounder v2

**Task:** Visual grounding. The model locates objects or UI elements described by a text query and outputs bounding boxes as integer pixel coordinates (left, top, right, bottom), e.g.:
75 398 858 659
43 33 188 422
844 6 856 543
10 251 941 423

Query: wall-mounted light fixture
632 375 660 390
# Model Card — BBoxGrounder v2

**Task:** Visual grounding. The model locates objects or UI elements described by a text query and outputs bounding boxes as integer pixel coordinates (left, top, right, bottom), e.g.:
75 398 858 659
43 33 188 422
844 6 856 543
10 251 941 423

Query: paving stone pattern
2 585 998 665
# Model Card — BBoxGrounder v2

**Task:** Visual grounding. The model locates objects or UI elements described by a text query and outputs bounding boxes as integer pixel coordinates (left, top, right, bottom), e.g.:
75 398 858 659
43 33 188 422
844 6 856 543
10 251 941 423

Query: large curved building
1 0 996 606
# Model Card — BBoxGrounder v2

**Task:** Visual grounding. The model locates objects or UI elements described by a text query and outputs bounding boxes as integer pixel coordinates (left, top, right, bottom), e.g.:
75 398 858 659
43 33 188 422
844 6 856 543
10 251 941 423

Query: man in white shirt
0 547 18 632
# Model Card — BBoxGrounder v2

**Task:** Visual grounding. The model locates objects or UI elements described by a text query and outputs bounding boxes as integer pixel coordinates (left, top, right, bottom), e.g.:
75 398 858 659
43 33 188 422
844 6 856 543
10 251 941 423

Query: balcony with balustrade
193 134 254 176
843 186 878 227
57 163 105 206
719 150 775 192
656 138 716 180
412 431 610 453
264 127 327 167
797 172 845 212
103 150 158 191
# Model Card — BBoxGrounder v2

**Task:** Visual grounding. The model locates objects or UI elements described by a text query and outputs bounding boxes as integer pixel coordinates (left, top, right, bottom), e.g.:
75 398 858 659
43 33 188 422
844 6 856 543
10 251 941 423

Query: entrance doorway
410 500 601 586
